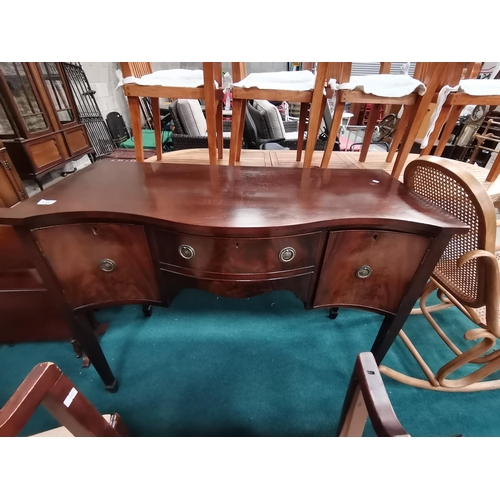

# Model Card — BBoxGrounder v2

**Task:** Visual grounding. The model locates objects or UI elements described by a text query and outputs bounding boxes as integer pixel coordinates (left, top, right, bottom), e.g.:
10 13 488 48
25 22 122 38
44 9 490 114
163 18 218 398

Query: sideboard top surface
0 160 467 235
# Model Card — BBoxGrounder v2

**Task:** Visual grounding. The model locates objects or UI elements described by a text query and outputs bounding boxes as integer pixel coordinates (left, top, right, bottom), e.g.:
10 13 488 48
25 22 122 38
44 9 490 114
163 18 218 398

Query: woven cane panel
408 165 480 304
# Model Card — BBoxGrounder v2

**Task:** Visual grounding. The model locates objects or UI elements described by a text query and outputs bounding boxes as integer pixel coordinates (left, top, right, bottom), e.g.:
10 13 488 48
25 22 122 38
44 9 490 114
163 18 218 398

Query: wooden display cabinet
0 140 27 207
0 62 92 189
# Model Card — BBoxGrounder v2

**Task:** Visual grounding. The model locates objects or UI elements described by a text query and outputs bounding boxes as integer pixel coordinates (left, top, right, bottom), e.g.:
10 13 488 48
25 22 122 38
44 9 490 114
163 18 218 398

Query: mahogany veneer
0 160 467 422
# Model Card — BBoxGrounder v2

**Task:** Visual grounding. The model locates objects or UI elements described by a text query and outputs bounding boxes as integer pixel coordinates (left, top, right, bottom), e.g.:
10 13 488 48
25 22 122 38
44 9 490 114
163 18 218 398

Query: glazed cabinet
0 62 92 188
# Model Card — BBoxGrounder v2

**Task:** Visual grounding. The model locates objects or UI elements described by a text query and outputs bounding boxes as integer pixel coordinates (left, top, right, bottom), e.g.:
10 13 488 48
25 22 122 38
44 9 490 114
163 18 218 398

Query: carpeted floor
1 289 499 437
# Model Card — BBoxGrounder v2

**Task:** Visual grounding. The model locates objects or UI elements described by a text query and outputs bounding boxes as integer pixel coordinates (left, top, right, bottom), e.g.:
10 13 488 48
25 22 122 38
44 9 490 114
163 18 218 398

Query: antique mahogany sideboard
0 160 467 431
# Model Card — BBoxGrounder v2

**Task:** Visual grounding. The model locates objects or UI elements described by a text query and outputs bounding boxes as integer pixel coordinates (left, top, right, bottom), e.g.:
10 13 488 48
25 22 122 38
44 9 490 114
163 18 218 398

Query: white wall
80 62 130 126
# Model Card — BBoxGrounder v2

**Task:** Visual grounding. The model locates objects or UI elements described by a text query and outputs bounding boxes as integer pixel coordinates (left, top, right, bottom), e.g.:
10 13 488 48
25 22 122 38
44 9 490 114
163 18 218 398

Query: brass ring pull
99 258 116 272
179 244 195 260
279 247 296 263
355 265 372 279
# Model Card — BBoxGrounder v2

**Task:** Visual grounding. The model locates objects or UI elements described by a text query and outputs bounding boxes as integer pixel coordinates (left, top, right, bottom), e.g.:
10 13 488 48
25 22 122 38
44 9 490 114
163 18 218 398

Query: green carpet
1 289 499 437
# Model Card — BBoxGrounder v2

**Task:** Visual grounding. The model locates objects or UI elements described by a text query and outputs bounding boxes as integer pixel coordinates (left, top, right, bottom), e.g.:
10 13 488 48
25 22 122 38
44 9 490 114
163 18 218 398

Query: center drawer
153 230 321 275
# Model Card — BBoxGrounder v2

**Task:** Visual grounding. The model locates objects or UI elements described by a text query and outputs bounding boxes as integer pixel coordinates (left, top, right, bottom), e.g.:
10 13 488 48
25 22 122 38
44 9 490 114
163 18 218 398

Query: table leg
74 312 118 392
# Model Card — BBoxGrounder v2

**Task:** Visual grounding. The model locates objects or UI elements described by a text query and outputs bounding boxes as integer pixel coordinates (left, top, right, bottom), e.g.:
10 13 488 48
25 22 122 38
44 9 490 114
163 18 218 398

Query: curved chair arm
0 362 127 437
339 352 410 437
458 249 500 332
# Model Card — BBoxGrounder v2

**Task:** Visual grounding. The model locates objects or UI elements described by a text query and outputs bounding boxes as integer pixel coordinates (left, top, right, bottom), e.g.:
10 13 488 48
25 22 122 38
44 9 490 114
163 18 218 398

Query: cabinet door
0 62 52 138
314 230 430 314
36 62 77 129
34 223 160 309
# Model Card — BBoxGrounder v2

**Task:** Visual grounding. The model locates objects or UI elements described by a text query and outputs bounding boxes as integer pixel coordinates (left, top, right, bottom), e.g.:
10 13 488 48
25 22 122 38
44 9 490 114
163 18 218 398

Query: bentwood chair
0 362 128 436
380 156 500 392
119 63 223 163
228 62 330 167
318 63 451 176
417 63 500 182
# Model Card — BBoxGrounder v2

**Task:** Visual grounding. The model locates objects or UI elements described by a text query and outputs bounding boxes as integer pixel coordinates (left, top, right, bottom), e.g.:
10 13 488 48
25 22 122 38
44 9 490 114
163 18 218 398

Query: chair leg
229 99 245 166
320 100 345 169
235 100 246 162
296 102 308 161
359 104 382 162
216 100 223 160
486 150 500 182
420 104 452 156
434 106 463 157
391 92 437 178
303 62 329 169
386 106 413 163
151 97 162 161
128 96 144 162
203 65 218 165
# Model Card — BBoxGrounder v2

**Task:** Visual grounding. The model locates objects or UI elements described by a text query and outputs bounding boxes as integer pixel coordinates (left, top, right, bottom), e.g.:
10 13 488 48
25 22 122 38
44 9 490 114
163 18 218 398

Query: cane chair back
404 156 497 308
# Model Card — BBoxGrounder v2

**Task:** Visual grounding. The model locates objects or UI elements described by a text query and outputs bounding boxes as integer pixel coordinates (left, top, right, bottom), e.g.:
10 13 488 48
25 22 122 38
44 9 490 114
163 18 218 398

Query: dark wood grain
314 230 430 314
33 223 161 309
0 161 466 237
0 362 127 437
0 160 468 391
154 229 321 275
162 269 313 303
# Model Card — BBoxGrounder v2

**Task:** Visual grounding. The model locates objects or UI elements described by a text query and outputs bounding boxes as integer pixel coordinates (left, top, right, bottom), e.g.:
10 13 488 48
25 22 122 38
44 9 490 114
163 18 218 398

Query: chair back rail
120 62 153 79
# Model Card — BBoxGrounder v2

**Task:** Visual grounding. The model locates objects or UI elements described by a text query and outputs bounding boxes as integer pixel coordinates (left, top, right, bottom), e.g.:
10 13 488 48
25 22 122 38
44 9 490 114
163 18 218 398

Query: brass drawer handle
279 247 296 263
99 258 116 272
179 244 195 260
355 265 372 279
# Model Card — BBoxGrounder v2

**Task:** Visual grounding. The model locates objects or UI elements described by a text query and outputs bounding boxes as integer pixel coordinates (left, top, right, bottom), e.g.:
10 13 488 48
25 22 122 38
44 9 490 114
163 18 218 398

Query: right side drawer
314 229 430 314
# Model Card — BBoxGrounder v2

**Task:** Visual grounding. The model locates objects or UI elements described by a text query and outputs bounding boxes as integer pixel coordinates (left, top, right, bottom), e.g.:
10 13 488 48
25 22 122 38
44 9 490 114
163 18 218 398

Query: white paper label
37 199 57 206
63 387 78 407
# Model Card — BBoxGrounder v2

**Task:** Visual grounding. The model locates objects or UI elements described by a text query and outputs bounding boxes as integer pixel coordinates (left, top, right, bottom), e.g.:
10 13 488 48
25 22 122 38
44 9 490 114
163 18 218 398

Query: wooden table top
0 160 467 236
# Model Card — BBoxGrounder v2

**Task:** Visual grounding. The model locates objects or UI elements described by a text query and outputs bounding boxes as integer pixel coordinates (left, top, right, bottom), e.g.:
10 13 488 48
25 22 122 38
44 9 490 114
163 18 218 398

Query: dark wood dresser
0 160 467 427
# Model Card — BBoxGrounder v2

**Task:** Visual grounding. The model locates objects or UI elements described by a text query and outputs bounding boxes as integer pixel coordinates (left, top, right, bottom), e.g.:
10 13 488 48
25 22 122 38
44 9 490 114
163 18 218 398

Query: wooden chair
338 352 409 437
379 156 500 392
0 362 128 436
228 62 330 167
416 63 500 182
317 63 450 176
120 63 223 163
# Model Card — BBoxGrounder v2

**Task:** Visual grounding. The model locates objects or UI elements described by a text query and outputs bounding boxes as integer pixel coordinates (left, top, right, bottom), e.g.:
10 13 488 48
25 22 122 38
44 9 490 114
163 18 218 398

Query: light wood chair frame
228 62 332 168
318 63 453 177
379 156 500 391
417 63 500 182
120 62 224 163
0 362 128 436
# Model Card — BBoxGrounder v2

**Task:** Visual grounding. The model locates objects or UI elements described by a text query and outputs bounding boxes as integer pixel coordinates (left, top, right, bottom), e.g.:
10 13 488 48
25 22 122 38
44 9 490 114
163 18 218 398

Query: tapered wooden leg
229 99 244 166
216 100 223 160
296 102 308 161
229 98 246 164
151 97 162 161
359 104 382 162
203 68 218 165
229 99 241 167
386 105 413 163
391 91 438 178
320 100 345 169
303 63 329 169
486 151 500 182
128 96 144 162
420 104 452 156
235 100 246 162
434 106 463 156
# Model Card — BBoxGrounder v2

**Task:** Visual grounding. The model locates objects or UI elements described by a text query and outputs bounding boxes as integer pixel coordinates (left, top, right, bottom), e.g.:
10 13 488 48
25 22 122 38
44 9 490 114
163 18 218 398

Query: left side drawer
33 223 160 309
